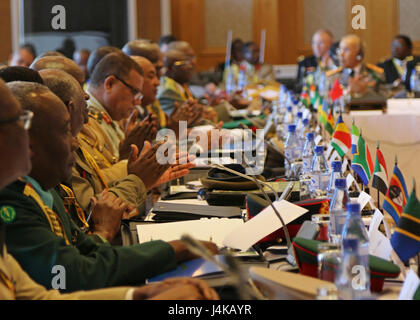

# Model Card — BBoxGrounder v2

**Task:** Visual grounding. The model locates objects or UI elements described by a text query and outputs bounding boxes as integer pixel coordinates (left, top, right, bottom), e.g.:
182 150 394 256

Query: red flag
329 79 343 102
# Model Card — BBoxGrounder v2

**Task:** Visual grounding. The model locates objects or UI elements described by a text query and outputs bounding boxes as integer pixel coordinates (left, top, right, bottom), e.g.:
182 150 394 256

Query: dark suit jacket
378 56 420 91
295 55 318 92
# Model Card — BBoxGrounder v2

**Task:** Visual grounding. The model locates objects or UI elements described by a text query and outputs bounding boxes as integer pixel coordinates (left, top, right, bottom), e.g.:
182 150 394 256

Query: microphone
180 234 265 300
209 163 294 249
237 122 292 166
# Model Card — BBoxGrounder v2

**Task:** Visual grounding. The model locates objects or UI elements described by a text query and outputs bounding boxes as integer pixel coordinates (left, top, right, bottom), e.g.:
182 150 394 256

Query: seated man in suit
1 81 218 292
378 34 420 94
296 29 335 91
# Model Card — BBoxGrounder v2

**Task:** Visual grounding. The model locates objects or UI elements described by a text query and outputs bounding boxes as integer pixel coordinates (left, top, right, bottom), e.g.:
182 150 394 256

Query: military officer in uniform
296 29 336 91
378 34 420 94
1 81 218 292
0 79 218 300
327 34 386 98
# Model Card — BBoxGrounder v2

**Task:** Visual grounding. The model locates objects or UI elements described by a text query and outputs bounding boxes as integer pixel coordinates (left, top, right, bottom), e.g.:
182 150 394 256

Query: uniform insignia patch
0 206 16 223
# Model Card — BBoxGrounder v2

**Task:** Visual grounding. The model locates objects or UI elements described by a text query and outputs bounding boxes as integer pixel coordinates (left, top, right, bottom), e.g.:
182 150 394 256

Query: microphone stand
209 163 293 249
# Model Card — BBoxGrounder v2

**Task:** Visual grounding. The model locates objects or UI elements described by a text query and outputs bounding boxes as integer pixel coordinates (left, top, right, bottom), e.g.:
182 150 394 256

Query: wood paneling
137 0 161 42
0 0 12 63
346 0 398 64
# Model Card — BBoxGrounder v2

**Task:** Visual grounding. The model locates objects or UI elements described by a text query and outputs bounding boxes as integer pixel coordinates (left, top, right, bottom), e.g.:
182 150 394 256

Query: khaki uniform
72 89 147 213
71 138 146 213
0 245 131 300
326 63 386 98
86 89 125 161
157 76 193 115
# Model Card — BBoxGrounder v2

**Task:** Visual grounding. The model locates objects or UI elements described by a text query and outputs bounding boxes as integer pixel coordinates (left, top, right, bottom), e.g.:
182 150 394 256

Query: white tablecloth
342 113 420 202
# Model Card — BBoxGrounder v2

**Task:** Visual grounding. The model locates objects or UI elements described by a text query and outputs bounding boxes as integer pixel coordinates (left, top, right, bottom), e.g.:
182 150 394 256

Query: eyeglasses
108 74 143 101
0 110 33 130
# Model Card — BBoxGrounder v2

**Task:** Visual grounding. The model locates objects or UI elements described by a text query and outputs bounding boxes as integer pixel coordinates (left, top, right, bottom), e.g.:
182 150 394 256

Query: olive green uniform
0 178 177 292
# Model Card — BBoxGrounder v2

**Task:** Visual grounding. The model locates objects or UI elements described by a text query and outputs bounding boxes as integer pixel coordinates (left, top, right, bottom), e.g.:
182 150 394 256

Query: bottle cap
347 202 361 213
342 238 359 251
287 106 292 112
314 145 324 154
335 178 346 189
297 112 303 118
303 118 309 126
331 161 342 172
288 124 296 132
306 132 314 141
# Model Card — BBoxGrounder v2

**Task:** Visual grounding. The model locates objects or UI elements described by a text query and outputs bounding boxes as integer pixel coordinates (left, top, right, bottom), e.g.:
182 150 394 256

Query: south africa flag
351 134 374 186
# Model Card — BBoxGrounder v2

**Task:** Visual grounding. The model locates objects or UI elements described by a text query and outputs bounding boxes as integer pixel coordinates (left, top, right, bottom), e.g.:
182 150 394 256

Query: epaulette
88 110 112 125
297 55 305 63
326 67 343 77
88 110 102 122
366 63 384 74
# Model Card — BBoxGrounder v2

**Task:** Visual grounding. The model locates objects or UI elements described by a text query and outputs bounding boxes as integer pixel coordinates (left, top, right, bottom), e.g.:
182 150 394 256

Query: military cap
292 237 401 293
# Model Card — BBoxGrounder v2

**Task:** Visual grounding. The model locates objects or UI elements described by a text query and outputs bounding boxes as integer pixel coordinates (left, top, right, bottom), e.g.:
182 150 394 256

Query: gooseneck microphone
209 163 294 249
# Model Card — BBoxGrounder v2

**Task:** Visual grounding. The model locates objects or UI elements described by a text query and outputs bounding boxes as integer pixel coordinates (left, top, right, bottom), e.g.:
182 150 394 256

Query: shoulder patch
297 55 305 63
326 67 343 77
366 63 384 74
0 206 16 223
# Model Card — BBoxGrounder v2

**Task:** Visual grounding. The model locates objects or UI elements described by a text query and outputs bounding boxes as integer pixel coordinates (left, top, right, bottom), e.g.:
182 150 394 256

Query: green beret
292 237 401 293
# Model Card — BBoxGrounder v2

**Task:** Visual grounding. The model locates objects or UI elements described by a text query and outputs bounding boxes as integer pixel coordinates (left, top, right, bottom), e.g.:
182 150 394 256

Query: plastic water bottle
335 237 370 300
301 118 310 137
328 178 349 244
237 65 248 90
302 132 315 175
225 70 236 94
309 145 330 197
340 203 371 298
282 106 294 139
295 112 305 149
327 161 344 199
284 124 302 178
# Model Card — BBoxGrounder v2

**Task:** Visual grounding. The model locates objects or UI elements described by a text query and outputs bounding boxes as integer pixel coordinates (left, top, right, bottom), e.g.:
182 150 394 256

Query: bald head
39 69 88 136
164 49 194 85
339 34 364 69
123 40 164 77
312 29 333 59
131 56 160 107
87 46 123 78
7 81 75 189
123 40 159 63
30 56 85 86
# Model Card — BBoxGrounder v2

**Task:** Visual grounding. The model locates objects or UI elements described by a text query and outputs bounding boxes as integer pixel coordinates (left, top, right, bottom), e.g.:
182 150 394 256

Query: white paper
325 145 333 159
342 158 348 174
399 270 420 300
222 200 308 251
358 191 372 210
369 229 392 260
315 135 322 145
346 173 361 192
137 218 244 248
368 209 384 236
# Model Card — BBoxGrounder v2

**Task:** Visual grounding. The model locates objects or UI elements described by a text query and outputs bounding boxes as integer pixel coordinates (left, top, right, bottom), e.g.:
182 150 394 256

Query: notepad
137 218 244 248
